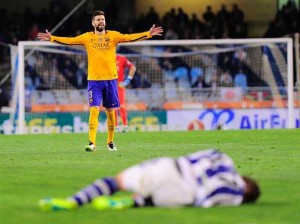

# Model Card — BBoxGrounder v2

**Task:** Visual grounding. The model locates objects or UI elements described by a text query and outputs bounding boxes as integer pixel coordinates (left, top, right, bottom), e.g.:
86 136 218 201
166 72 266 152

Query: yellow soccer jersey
50 31 152 80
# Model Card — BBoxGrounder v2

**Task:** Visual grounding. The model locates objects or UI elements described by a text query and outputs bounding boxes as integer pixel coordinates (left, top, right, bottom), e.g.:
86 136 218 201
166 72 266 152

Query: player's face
92 15 106 32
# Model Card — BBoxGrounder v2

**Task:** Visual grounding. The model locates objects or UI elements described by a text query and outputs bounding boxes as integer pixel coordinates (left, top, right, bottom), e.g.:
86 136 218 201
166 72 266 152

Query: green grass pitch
1 129 300 224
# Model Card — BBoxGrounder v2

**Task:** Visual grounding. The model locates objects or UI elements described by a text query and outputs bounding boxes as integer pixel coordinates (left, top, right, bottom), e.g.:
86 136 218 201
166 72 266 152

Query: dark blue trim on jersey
197 177 202 185
206 165 233 177
187 150 220 164
206 187 243 199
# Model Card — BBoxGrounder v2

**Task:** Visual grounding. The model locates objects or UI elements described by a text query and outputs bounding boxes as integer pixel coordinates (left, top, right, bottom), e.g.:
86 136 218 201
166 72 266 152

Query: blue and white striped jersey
176 149 245 207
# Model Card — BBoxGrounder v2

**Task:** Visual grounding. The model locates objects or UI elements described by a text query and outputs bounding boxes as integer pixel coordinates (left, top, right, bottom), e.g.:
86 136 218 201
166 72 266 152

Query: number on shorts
89 90 93 99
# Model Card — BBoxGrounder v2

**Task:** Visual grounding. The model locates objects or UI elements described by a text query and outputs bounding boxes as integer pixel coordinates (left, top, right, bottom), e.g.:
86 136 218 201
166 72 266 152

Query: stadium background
0 0 299 134
0 1 300 224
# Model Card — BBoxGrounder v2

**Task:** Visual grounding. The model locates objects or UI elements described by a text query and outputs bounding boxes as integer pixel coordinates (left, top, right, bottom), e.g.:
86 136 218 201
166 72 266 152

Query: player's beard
96 25 105 32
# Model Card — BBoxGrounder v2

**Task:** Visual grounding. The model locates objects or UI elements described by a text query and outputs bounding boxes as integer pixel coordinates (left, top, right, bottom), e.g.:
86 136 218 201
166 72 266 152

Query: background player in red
116 55 136 132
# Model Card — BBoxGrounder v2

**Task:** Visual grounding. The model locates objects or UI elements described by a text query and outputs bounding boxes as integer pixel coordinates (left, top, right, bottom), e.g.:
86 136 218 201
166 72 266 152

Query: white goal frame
15 38 295 134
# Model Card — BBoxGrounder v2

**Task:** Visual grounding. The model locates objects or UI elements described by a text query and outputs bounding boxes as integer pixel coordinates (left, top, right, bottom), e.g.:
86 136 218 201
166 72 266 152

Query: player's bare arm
37 29 51 41
149 24 163 36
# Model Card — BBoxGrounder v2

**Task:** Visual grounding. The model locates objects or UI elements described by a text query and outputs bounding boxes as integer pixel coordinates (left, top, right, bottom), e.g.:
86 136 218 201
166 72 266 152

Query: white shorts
120 157 195 207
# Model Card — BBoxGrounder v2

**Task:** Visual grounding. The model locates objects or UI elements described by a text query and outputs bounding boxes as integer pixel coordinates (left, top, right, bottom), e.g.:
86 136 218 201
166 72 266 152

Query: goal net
6 38 297 134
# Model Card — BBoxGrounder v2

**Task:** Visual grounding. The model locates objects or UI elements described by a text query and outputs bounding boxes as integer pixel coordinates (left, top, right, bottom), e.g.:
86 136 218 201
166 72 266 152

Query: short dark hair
92 10 105 20
242 176 260 203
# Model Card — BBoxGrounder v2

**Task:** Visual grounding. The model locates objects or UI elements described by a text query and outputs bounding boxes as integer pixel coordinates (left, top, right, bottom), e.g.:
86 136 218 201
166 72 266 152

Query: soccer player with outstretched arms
39 149 260 211
37 11 163 151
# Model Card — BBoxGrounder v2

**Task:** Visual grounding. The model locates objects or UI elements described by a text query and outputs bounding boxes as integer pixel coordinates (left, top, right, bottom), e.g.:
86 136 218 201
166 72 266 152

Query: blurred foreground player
39 149 260 211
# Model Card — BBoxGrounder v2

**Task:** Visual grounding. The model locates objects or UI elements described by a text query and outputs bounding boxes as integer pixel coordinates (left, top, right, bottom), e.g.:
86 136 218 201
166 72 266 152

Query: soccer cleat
92 196 134 211
107 142 117 151
38 198 77 211
85 142 96 152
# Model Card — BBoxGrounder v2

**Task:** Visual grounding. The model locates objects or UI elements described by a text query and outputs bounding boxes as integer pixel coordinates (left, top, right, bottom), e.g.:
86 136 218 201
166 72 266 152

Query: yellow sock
89 107 99 145
106 110 115 144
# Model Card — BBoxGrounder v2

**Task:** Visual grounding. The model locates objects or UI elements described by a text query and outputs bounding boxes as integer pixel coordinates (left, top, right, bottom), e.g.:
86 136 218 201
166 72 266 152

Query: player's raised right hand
37 29 52 41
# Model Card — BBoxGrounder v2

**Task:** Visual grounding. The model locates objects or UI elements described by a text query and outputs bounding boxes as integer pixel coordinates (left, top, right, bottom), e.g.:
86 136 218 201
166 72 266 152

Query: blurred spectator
217 4 230 22
264 0 299 37
234 68 248 91
134 13 146 32
230 4 244 22
231 22 247 38
203 6 215 23
174 66 190 88
164 26 178 40
191 75 211 97
218 53 233 73
264 12 289 37
177 7 189 25
28 23 40 40
139 72 152 88
58 57 77 86
191 75 210 88
190 66 204 85
75 61 87 88
132 72 151 88
227 4 247 38
162 59 177 82
146 6 160 27
207 72 219 97
25 70 36 91
162 8 176 28
25 61 40 89
232 48 248 73
281 0 299 33
190 13 205 31
220 70 233 87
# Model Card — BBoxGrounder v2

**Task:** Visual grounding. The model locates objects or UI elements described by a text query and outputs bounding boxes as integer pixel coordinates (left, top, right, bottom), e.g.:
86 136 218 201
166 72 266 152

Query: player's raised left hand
149 25 163 36
37 29 52 41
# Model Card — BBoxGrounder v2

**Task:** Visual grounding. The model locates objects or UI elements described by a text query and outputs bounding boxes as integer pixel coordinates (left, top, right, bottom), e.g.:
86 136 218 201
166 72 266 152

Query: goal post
13 37 296 134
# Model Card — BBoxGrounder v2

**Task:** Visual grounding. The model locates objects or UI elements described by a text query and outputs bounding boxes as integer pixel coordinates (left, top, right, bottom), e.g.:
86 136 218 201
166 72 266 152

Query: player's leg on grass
92 173 150 210
106 109 117 151
85 81 102 152
85 106 99 152
92 195 134 210
39 177 120 211
102 80 119 151
38 165 154 211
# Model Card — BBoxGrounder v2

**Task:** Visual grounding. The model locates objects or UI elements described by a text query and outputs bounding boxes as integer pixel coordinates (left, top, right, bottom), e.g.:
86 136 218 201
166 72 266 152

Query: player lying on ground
39 149 260 211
